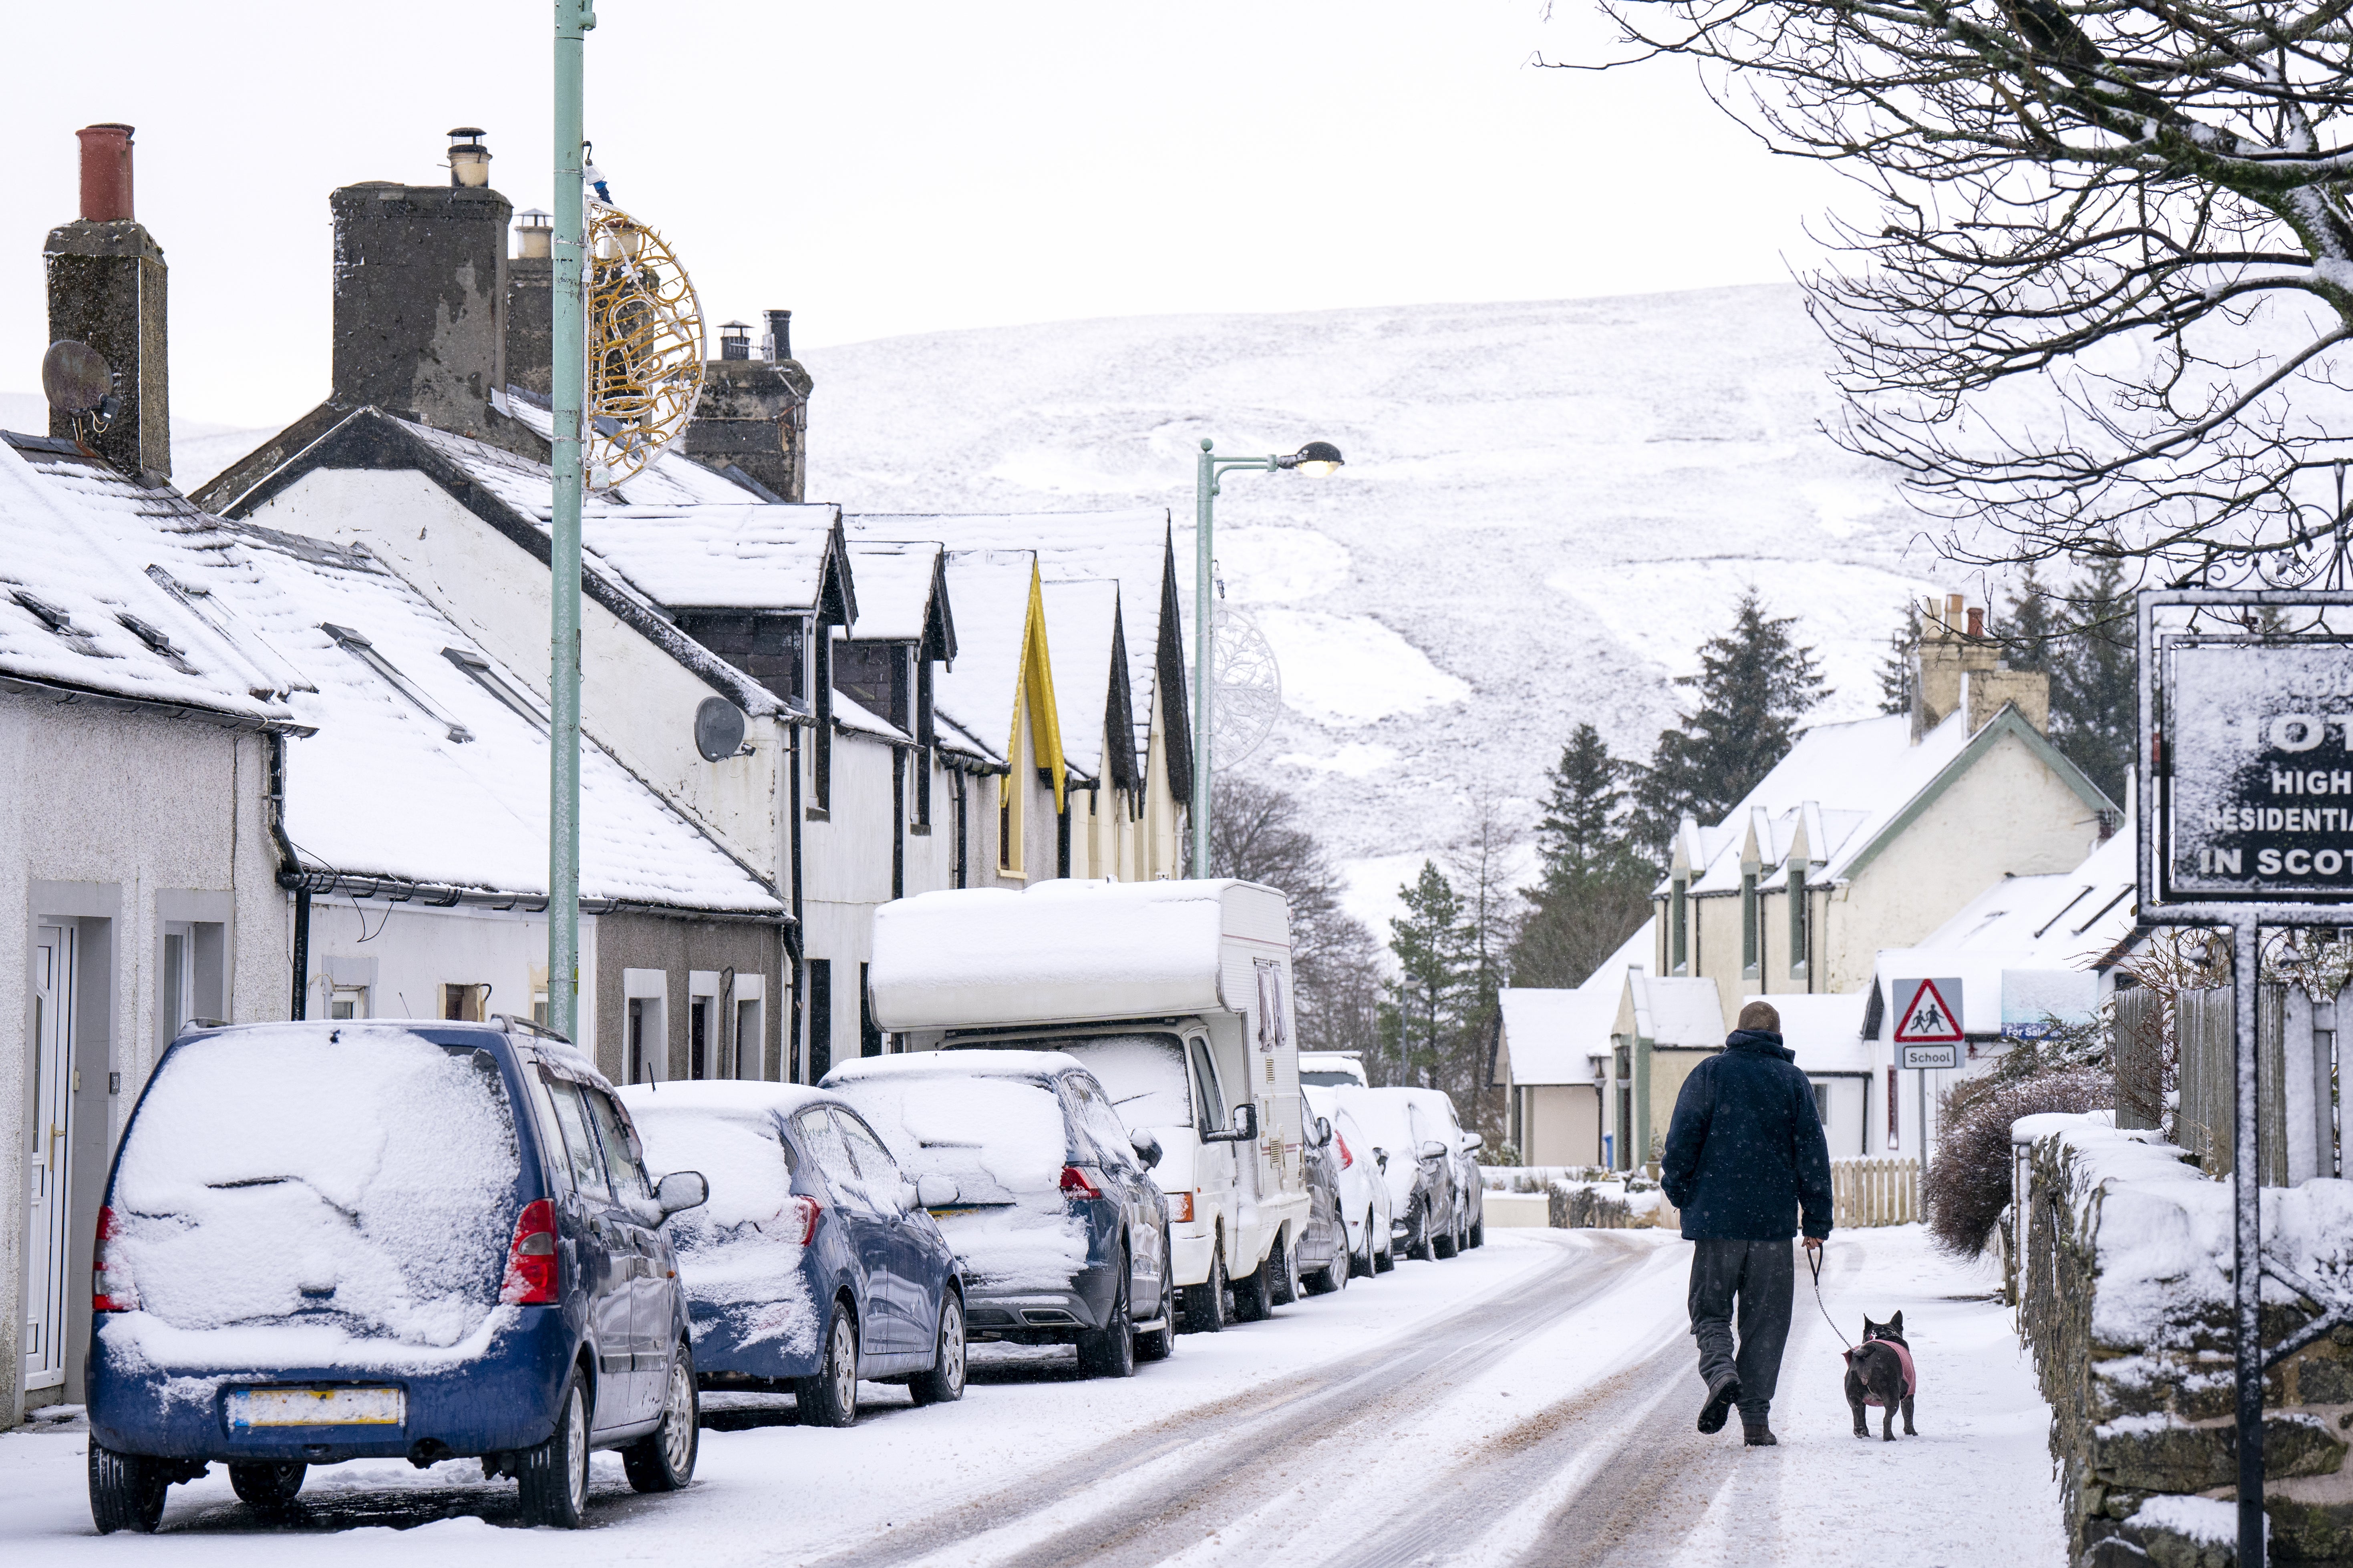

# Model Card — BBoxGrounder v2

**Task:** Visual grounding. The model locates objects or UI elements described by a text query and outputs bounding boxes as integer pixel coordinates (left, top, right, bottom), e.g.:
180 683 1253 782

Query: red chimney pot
1967 607 1985 638
77 124 135 223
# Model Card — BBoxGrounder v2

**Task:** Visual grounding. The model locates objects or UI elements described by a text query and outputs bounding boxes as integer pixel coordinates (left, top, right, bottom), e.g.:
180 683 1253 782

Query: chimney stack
682 304 811 501
1910 594 2049 740
46 124 169 479
505 209 554 397
329 129 510 437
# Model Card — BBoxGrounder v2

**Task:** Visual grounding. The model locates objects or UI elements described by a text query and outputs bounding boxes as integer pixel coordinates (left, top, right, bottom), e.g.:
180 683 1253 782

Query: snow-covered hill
799 284 1959 924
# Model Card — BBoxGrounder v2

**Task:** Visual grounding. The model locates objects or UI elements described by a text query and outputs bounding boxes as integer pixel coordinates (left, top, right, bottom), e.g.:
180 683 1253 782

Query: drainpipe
265 732 309 1019
789 720 805 1081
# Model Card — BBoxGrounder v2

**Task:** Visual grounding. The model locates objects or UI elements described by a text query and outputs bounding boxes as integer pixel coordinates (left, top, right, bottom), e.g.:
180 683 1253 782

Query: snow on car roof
0 436 292 725
826 1048 1087 1085
617 1081 840 1121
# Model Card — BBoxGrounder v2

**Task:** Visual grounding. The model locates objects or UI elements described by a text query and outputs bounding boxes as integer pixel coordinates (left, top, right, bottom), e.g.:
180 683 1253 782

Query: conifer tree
1534 724 1623 877
1630 592 1827 850
1512 724 1654 988
2048 558 2136 804
1380 861 1471 1090
1876 608 1918 717
2001 562 2059 675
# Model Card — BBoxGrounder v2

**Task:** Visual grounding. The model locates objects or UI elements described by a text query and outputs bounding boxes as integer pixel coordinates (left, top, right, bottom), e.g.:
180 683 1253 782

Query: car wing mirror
1234 1102 1259 1142
1375 1148 1390 1171
655 1170 709 1217
1419 1140 1449 1162
1129 1129 1163 1170
1463 1133 1485 1154
916 1174 960 1208
1315 1116 1334 1147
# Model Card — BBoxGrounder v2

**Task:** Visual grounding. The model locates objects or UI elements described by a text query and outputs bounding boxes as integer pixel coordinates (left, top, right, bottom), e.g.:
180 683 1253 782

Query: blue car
618 1083 966 1425
85 1019 710 1532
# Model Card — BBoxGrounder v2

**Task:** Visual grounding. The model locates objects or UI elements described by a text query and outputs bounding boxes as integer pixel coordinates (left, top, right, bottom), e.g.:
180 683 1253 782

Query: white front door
23 925 74 1392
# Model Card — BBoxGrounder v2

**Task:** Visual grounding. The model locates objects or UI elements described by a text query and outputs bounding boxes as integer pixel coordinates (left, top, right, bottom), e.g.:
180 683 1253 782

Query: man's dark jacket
1659 1029 1834 1242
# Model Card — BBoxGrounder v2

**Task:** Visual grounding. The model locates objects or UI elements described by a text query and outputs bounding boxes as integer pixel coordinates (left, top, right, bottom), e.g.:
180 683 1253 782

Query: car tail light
499 1200 559 1305
1169 1191 1194 1224
1059 1165 1104 1201
93 1206 137 1313
1336 1134 1355 1170
786 1195 821 1246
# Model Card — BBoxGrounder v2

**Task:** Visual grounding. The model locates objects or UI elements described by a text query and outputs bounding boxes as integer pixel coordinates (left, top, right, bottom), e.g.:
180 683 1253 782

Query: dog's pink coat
1847 1339 1916 1406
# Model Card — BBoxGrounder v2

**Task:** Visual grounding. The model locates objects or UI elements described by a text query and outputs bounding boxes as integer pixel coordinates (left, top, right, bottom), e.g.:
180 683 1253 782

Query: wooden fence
1831 1157 1920 1228
2175 985 2289 1185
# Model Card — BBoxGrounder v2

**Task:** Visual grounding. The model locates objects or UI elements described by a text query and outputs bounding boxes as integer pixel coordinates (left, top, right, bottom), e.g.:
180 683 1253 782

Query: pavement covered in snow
1 1223 2057 1566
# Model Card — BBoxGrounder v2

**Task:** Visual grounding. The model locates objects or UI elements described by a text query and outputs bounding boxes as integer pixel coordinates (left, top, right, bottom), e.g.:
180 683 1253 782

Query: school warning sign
2163 636 2353 900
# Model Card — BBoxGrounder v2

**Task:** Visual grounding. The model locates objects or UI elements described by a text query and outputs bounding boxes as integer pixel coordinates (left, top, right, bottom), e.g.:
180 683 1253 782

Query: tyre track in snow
802 1232 1661 1568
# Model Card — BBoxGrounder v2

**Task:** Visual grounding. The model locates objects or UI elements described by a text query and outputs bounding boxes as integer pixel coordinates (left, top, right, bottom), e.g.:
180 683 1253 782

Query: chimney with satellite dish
681 305 811 501
44 123 170 480
328 128 510 436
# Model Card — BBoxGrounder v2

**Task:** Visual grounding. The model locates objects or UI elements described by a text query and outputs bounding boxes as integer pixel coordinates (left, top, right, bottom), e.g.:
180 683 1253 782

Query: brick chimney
503 209 554 397
1911 593 2050 740
45 124 170 479
682 306 811 501
329 129 510 436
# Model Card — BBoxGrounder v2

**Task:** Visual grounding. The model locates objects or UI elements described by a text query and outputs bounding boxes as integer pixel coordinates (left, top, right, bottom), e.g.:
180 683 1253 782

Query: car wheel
1136 1238 1176 1363
1377 1240 1397 1273
1076 1250 1137 1378
515 1368 592 1529
1270 1230 1302 1307
798 1305 861 1428
1433 1218 1459 1259
89 1443 171 1534
1182 1244 1228 1334
228 1461 307 1508
910 1291 968 1405
1232 1240 1275 1322
622 1343 699 1492
1349 1212 1377 1279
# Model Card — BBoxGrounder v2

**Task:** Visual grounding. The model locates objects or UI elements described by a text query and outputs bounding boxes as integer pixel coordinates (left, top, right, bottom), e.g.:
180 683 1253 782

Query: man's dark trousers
1688 1238 1795 1422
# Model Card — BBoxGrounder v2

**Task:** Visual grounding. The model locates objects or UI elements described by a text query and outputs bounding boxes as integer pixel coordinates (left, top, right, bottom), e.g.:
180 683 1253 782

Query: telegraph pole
549 0 594 1039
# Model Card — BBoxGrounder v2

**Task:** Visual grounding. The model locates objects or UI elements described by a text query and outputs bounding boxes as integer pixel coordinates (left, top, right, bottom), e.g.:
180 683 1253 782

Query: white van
869 879 1312 1332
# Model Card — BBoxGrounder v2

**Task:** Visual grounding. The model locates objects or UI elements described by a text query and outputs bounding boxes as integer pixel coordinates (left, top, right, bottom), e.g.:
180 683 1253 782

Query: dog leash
1808 1244 1856 1352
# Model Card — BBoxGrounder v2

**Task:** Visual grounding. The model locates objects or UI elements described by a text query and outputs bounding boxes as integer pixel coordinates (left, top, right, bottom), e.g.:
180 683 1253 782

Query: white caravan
868 879 1312 1330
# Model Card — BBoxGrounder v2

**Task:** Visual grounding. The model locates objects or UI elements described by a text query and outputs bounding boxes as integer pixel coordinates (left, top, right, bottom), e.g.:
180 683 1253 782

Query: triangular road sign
1892 977 1965 1044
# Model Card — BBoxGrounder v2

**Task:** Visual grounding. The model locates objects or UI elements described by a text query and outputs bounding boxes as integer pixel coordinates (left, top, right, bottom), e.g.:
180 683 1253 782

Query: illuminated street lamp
1192 438 1347 875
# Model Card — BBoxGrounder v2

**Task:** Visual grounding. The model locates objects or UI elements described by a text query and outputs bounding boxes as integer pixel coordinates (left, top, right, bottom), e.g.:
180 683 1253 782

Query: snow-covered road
0 1226 2061 1566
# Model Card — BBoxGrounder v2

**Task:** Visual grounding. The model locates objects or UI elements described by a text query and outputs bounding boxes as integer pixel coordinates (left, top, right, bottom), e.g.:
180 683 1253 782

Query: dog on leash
1844 1313 1916 1441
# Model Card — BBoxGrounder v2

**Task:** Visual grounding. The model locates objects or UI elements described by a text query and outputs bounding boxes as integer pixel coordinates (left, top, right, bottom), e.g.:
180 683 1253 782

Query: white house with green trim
1601 612 2117 1168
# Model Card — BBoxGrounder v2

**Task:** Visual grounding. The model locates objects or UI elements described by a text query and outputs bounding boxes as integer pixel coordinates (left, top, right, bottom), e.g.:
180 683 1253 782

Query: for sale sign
2163 637 2353 900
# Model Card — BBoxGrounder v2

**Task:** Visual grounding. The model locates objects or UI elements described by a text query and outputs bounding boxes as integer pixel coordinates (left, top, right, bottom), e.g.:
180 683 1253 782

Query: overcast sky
0 2 1846 427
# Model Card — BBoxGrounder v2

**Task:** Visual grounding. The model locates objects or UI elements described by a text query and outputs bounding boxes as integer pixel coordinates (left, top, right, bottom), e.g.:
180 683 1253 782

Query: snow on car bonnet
109 1026 520 1353
626 1092 817 1356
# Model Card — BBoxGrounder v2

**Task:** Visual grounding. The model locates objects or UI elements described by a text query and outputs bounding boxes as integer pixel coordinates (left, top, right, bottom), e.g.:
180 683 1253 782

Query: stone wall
2021 1120 2353 1565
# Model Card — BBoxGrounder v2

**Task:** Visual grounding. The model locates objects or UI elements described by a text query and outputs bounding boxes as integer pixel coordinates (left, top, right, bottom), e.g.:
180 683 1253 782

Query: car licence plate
227 1387 405 1428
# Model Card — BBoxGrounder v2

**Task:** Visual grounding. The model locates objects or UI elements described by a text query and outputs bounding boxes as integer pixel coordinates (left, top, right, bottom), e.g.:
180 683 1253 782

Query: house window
443 983 486 1022
330 986 368 1020
623 968 668 1084
1815 1083 1832 1124
914 653 935 830
442 647 547 731
807 960 833 1083
1788 863 1809 977
860 962 882 1058
735 996 763 1080
1670 875 1688 975
690 998 712 1079
813 626 833 811
998 773 1023 876
324 623 473 743
1740 871 1759 977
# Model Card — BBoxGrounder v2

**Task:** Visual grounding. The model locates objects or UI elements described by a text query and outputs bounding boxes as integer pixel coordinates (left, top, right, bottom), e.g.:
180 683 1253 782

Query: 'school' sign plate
226 1387 405 1428
2163 637 2353 901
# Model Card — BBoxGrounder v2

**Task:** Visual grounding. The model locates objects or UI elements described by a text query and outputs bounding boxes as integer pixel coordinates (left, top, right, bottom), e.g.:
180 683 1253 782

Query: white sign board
2160 637 2353 900
1899 1043 1961 1070
1892 977 1965 1044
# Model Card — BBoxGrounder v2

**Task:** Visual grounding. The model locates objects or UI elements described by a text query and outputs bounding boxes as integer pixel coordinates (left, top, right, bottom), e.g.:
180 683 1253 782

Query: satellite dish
584 200 706 489
1212 603 1284 766
42 340 111 415
694 696 747 762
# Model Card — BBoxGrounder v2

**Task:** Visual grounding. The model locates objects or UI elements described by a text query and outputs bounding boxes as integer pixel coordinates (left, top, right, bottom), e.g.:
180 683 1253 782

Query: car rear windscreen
109 1027 520 1348
832 1073 1069 1205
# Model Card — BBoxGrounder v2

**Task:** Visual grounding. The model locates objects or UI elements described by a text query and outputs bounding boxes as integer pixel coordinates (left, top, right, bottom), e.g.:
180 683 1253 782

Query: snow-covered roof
1675 708 2113 897
832 687 910 745
936 549 1062 789
1626 973 1725 1047
1040 578 1123 783
849 510 1174 778
0 435 293 726
496 388 766 506
576 504 846 614
178 519 779 915
839 541 949 648
1494 919 1653 1086
1866 831 2134 1037
1758 993 1871 1075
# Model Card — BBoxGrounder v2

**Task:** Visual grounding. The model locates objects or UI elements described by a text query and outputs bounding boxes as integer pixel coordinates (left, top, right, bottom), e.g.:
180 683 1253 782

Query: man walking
1660 999 1833 1447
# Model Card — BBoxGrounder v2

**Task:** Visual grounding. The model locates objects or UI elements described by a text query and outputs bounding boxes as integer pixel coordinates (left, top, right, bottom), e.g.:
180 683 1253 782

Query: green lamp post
1192 438 1345 876
549 0 595 1040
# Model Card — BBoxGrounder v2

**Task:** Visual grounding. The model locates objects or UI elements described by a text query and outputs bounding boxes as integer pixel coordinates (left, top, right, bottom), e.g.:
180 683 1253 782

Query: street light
1192 438 1347 877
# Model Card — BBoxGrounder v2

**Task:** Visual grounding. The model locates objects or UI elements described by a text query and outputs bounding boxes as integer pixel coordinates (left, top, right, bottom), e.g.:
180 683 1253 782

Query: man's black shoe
1742 1419 1778 1446
1697 1373 1741 1434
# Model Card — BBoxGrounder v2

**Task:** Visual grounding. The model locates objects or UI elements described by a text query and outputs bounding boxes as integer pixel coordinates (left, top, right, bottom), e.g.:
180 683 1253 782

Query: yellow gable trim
1008 561 1068 811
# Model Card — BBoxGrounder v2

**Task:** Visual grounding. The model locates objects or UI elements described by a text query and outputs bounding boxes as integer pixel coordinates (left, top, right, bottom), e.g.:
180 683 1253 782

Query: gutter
274 868 792 928
0 672 311 736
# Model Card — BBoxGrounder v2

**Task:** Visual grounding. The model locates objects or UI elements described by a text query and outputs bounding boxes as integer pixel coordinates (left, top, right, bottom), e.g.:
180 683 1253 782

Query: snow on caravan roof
869 879 1289 1031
